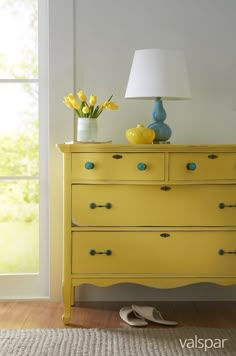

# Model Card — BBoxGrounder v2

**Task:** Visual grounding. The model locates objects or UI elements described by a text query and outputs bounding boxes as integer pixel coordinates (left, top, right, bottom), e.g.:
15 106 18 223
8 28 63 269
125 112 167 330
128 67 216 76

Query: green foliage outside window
0 119 39 223
0 0 39 273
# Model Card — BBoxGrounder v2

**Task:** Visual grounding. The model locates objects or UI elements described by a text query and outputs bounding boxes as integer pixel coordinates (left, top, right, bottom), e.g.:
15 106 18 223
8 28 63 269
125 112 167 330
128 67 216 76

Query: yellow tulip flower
67 93 81 110
82 105 89 114
106 101 119 110
63 96 73 109
78 90 87 102
89 95 97 106
99 100 109 110
100 100 119 110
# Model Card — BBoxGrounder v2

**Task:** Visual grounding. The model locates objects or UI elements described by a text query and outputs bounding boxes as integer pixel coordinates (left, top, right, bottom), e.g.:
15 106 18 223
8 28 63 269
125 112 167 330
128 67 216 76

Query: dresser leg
62 312 70 325
62 282 72 325
62 302 71 325
71 286 75 306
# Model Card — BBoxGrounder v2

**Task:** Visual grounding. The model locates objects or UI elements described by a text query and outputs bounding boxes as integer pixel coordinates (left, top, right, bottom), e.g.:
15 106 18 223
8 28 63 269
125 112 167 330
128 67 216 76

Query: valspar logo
179 335 229 352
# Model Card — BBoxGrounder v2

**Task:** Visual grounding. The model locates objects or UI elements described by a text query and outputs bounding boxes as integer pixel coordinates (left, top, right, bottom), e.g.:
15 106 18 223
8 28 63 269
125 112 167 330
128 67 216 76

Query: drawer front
169 153 236 181
72 184 236 226
72 231 236 275
71 153 165 181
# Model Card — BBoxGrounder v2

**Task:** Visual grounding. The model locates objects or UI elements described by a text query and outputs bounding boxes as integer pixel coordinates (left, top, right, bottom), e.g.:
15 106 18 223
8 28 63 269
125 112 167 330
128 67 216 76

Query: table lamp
125 49 191 142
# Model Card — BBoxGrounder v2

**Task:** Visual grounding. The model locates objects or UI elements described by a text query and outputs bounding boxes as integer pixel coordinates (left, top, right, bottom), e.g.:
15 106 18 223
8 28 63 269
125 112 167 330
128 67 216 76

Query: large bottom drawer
71 230 236 275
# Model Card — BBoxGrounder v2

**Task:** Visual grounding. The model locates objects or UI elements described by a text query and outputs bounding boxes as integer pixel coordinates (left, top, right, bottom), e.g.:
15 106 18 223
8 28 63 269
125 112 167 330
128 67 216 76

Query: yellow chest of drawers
58 143 236 324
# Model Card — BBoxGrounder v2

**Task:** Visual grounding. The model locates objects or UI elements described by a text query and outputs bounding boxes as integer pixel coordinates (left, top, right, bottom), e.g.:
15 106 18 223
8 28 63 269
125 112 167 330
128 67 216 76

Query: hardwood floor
0 301 236 329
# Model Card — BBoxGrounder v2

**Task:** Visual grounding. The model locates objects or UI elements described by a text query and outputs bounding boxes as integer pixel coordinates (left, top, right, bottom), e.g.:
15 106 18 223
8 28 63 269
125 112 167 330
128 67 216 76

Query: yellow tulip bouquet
63 90 119 118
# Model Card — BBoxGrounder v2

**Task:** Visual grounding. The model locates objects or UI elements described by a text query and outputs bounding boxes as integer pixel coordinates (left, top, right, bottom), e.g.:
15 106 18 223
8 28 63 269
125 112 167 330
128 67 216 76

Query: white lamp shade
125 49 191 100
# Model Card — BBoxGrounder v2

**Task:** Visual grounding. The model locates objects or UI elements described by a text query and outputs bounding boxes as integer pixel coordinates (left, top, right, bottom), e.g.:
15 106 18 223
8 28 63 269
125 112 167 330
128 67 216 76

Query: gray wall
75 0 236 144
73 0 236 301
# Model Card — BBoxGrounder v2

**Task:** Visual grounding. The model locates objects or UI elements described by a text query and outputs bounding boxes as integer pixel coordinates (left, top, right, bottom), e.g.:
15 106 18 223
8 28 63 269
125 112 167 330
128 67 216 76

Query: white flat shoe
119 306 149 327
132 305 178 326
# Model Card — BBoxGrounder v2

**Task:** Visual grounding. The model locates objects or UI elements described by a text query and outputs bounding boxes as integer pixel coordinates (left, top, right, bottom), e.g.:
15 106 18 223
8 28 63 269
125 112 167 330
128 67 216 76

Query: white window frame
48 0 74 301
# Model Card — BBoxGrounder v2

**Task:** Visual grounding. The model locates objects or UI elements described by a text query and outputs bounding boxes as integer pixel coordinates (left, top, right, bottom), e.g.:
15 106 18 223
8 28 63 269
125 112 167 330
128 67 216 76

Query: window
0 0 48 298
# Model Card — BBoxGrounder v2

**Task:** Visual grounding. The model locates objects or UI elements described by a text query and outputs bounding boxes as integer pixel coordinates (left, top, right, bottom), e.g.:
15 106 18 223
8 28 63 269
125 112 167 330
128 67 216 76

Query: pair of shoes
119 306 148 326
132 305 178 326
119 305 178 327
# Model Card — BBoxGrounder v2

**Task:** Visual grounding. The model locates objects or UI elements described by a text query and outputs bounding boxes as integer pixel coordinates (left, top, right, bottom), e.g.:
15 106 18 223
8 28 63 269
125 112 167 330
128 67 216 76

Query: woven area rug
0 327 236 356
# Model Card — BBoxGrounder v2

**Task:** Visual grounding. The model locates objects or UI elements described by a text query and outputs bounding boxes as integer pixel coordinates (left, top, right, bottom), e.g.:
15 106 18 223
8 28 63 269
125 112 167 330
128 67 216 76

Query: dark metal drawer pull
160 186 171 191
112 154 123 159
208 154 218 159
218 249 236 255
218 202 236 209
89 202 112 209
89 249 112 256
160 233 170 238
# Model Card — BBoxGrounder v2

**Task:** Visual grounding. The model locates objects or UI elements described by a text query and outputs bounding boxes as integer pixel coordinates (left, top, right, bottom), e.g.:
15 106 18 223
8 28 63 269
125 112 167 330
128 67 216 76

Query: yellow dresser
57 143 236 324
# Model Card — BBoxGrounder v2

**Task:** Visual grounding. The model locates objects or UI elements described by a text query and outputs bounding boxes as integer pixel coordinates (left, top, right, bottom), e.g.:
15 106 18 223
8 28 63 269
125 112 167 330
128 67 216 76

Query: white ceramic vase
76 117 98 142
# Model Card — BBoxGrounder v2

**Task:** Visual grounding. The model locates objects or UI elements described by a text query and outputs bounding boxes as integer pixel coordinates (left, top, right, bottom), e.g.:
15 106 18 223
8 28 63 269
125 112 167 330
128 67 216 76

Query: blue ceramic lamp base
147 98 171 143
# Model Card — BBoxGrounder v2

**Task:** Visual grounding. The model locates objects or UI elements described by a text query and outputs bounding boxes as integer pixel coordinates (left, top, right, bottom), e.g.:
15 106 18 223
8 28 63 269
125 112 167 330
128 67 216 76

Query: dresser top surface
57 143 236 153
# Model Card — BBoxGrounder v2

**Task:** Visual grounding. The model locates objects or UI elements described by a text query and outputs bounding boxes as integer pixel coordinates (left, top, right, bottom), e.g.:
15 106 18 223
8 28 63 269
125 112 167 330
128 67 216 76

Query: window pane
0 0 38 79
0 83 38 177
0 180 39 273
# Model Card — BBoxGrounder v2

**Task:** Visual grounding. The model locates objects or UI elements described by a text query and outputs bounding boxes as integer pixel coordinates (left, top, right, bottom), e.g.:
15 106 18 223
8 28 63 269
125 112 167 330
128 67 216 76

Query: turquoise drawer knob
137 162 147 171
186 162 197 171
89 249 112 256
85 161 94 170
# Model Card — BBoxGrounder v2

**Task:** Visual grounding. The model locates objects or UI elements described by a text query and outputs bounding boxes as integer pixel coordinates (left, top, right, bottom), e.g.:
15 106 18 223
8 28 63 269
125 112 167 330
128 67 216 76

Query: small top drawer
169 153 236 181
71 153 165 181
